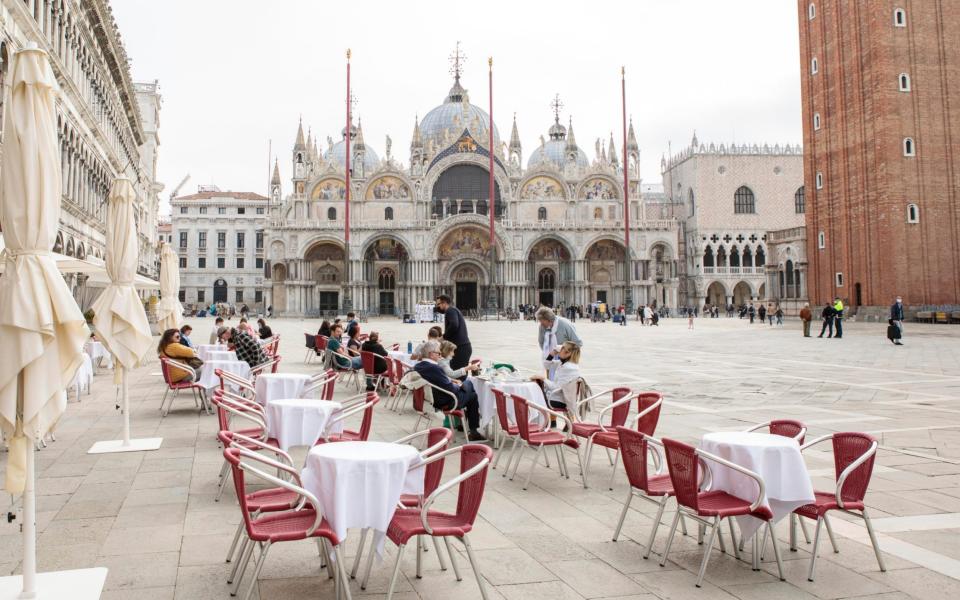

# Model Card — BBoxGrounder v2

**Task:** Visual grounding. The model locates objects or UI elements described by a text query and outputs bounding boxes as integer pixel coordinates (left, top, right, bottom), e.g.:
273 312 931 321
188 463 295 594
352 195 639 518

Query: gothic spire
627 118 639 151
271 158 281 185
608 132 618 166
565 116 578 150
294 116 306 150
509 113 521 150
410 114 423 149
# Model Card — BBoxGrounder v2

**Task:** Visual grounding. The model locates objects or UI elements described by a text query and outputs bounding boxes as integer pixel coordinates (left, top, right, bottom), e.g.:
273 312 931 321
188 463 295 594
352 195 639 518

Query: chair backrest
616 426 653 492
769 419 806 444
352 392 380 440
223 448 256 533
305 333 316 350
491 388 513 432
424 427 454 497
662 437 700 511
635 392 663 436
606 387 633 427
322 368 336 400
833 432 877 504
412 386 426 413
159 357 176 386
454 444 494 526
316 335 329 351
512 395 533 441
360 350 387 375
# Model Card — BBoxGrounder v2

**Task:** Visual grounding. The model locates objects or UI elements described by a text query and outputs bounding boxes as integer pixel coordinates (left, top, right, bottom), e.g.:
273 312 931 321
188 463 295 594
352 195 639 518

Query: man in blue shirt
413 341 485 441
179 325 194 348
327 323 362 370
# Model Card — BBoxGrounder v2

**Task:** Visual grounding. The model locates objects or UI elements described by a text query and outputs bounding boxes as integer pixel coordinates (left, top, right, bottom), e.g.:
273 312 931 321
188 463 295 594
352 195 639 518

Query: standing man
435 294 471 371
890 296 905 344
799 303 813 337
619 306 627 326
833 297 844 339
536 306 583 379
818 302 836 338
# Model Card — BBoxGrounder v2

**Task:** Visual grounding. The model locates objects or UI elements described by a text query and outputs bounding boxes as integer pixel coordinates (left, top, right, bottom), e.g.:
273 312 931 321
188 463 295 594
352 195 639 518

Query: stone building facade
0 0 160 280
265 64 681 317
798 1 960 308
661 134 806 310
170 187 268 310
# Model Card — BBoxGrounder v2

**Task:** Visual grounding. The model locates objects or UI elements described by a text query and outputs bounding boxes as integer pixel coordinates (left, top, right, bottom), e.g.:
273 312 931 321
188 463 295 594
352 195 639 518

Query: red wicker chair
508 394 579 490
158 357 205 417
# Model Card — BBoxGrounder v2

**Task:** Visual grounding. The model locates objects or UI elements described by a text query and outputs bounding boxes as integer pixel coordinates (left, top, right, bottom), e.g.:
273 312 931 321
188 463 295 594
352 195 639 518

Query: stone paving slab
2 316 960 598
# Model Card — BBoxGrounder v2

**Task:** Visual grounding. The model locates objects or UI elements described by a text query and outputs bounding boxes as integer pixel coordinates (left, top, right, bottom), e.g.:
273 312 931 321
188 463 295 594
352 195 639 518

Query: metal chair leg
581 440 593 488
523 445 544 490
728 519 741 560
799 514 812 543
385 543 407 600
462 535 490 600
659 510 683 567
227 538 249 584
695 517 720 587
861 509 887 572
360 533 377 590
607 450 620 490
808 517 824 581
334 544 354 600
225 520 245 562
767 520 785 581
558 445 571 480
230 539 256 596
432 536 448 571
823 514 840 553
789 513 798 551
444 537 462 581
350 528 368 578
643 495 670 559
242 540 271 600
415 536 423 579
612 489 633 541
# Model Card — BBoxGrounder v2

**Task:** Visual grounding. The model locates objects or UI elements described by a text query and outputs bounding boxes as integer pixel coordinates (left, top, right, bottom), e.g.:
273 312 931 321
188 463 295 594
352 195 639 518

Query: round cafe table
387 350 416 368
468 376 547 429
198 359 251 390
700 431 815 541
205 350 237 362
84 340 113 369
254 372 312 405
264 398 343 451
196 344 228 361
301 441 425 557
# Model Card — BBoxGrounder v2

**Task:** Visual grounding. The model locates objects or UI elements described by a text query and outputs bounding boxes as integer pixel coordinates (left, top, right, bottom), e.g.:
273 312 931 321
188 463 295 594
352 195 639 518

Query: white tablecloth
302 441 425 557
69 353 94 399
387 350 417 368
254 373 312 406
469 376 547 428
198 359 252 390
701 431 815 540
205 350 237 362
196 344 229 361
85 341 113 368
265 399 343 451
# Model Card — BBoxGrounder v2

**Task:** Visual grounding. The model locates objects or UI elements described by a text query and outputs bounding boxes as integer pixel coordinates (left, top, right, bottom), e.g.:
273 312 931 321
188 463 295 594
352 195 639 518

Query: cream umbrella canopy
0 44 105 597
156 242 183 331
86 178 161 454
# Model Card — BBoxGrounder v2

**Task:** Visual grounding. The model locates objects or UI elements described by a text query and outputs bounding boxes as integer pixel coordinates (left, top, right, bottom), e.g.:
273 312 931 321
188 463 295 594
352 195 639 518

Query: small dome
528 140 589 169
325 141 380 173
419 79 501 151
548 120 567 140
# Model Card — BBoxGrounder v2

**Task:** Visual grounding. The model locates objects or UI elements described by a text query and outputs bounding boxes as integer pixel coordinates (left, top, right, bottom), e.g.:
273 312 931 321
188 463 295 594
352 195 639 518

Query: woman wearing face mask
530 341 581 412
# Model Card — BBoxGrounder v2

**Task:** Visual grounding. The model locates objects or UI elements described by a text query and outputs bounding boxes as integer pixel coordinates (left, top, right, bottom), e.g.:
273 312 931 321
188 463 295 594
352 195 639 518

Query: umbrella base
0 567 107 599
86 437 163 454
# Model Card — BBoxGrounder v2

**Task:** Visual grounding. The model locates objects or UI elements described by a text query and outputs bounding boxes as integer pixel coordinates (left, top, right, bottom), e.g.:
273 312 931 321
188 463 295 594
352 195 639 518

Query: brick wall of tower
798 0 960 308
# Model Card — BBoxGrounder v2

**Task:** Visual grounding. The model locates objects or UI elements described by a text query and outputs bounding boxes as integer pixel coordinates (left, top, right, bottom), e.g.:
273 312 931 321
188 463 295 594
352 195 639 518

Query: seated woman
360 331 390 390
257 318 273 340
317 320 332 338
530 341 581 412
158 328 199 383
438 341 480 379
237 317 257 338
326 323 362 370
411 326 443 360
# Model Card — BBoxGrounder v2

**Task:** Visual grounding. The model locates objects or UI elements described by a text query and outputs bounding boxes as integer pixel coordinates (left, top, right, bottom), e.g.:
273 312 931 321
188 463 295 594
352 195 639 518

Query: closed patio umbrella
87 178 162 455
156 242 183 330
0 43 106 598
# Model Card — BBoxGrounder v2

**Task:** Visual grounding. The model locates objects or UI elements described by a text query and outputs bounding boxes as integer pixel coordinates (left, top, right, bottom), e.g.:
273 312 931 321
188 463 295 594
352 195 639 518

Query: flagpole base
0 568 107 599
86 438 163 454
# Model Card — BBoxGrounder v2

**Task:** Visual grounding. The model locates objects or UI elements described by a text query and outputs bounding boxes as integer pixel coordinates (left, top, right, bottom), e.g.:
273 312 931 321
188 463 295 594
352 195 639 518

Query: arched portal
304 241 345 314
364 238 409 315
706 281 727 308
733 281 752 306
528 237 572 307
213 278 228 303
585 239 626 305
451 264 481 312
430 164 503 219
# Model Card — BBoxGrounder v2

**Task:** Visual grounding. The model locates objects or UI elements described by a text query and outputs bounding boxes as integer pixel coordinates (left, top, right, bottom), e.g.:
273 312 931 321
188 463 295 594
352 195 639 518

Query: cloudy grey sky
112 0 802 212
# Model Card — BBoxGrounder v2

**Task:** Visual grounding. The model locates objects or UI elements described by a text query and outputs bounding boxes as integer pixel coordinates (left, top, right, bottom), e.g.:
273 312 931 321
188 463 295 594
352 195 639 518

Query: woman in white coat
531 341 582 412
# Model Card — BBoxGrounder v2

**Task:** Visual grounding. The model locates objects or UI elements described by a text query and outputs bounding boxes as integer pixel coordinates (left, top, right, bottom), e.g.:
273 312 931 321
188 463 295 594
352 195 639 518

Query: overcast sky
112 0 802 213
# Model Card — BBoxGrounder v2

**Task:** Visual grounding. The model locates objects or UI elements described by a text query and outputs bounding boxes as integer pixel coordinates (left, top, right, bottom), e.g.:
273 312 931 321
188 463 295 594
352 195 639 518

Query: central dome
528 140 589 169
419 78 501 151
324 125 380 173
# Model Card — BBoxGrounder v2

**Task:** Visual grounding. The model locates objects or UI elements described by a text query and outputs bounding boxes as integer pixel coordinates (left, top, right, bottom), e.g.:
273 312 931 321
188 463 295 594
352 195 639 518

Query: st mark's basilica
264 55 681 317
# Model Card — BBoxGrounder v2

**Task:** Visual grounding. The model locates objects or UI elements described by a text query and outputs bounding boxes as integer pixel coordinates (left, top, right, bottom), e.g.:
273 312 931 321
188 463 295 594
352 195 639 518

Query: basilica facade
264 69 681 317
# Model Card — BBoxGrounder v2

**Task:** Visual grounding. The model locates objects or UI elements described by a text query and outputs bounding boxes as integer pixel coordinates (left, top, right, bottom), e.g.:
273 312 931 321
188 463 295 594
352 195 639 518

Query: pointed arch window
703 246 715 268
327 207 336 220
813 113 821 130
537 268 556 290
734 186 756 214
808 3 815 19
795 186 806 214
755 247 766 267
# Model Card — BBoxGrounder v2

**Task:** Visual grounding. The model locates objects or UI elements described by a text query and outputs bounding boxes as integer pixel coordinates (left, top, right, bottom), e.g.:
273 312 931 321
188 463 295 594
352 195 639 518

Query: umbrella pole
121 366 130 447
21 373 37 598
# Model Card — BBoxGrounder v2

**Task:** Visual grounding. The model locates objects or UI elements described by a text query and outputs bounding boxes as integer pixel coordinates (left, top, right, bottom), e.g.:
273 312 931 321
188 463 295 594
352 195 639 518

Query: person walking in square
758 303 766 324
818 303 836 338
774 305 784 326
748 303 756 323
890 296 905 345
799 303 813 337
833 297 844 338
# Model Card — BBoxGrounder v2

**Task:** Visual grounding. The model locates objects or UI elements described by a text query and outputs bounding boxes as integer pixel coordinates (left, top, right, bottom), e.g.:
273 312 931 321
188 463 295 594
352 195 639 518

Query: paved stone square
3 315 960 599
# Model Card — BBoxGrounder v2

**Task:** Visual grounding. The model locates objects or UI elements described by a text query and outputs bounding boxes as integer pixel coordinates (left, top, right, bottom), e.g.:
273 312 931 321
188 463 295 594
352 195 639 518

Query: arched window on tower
537 206 547 221
907 203 919 223
899 73 911 92
894 8 906 27
808 3 815 19
327 207 336 220
795 186 806 214
813 113 821 130
734 186 756 214
384 206 394 220
811 57 818 74
903 137 915 156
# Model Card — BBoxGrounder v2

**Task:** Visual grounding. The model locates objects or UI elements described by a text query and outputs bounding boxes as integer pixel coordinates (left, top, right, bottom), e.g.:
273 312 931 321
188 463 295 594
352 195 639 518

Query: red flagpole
345 49 351 251
621 66 632 311
488 56 497 311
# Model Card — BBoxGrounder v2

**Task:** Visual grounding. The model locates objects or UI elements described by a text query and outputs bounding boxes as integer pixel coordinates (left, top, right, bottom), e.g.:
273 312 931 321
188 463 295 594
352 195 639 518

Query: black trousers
450 342 472 372
834 317 843 338
819 318 833 337
435 379 480 431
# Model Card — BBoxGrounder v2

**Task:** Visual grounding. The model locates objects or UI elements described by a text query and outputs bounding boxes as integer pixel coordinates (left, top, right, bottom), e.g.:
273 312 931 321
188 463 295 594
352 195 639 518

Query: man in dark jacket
360 331 390 390
818 304 836 338
890 296 905 344
413 341 485 441
435 294 471 371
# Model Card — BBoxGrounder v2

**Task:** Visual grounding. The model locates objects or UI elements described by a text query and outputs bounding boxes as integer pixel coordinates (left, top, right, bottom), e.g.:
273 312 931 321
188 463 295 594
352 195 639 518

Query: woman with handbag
158 328 202 383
